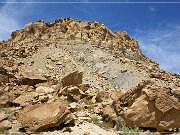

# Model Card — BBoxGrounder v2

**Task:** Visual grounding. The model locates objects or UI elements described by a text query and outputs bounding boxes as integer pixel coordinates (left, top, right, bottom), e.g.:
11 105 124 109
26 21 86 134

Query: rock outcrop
6 18 156 65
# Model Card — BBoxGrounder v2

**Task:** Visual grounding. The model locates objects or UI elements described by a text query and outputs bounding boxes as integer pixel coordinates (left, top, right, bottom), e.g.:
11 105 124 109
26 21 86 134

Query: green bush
116 116 143 135
88 117 114 129
122 127 143 135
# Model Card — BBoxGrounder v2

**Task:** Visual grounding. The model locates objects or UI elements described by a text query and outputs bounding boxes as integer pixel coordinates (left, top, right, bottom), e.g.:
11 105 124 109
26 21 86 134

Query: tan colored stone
0 112 7 122
118 80 151 105
123 94 161 129
0 120 12 130
101 105 117 124
78 84 90 92
110 90 124 101
36 86 55 94
13 92 38 107
120 86 180 131
60 86 84 102
94 103 103 114
95 91 110 102
16 70 47 85
80 21 89 28
16 101 74 132
143 88 180 113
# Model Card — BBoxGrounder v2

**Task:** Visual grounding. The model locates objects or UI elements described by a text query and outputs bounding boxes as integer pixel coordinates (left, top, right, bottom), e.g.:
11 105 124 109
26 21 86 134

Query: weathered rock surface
0 111 7 122
59 86 85 102
16 101 74 132
15 70 47 85
13 92 38 107
0 120 12 131
114 82 180 131
36 86 55 94
61 71 83 88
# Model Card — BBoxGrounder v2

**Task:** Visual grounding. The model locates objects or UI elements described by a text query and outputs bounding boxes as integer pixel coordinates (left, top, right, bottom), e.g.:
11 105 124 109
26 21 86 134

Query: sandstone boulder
13 92 38 107
61 71 83 87
16 70 47 85
16 101 74 132
114 83 180 131
101 105 117 125
59 86 84 102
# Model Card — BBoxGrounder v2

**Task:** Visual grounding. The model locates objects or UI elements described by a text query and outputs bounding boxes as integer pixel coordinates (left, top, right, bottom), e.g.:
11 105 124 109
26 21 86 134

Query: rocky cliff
0 18 179 134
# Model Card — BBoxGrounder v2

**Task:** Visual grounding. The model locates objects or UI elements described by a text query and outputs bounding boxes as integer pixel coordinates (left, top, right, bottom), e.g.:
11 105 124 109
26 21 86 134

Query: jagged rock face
8 18 154 64
16 101 74 132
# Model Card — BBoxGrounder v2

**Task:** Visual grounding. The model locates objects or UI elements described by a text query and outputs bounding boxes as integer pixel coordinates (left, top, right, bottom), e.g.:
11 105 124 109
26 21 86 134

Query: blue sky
0 0 180 74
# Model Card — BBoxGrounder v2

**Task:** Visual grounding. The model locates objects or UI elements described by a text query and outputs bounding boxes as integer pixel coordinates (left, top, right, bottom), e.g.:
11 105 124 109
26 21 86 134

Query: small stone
36 86 55 94
62 127 72 132
69 102 78 109
0 120 12 130
45 64 55 69
84 132 90 135
60 86 84 102
38 95 49 103
0 112 7 122
56 61 62 65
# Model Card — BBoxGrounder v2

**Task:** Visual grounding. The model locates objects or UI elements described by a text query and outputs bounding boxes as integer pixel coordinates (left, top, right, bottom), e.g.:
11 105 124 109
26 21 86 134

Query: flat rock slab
13 92 38 107
16 101 73 133
15 70 47 85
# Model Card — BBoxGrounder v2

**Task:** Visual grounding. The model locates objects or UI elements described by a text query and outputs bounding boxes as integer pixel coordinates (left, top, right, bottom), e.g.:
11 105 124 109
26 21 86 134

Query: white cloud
133 24 180 74
0 0 21 40
0 0 33 41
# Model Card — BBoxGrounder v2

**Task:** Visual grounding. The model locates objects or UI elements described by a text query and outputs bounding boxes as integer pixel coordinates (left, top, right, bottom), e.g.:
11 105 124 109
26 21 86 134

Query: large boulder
15 70 47 85
114 82 180 131
16 101 74 132
61 71 83 87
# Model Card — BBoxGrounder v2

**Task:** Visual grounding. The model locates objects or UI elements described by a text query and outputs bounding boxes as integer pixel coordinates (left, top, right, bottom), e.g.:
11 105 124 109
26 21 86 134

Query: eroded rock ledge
5 18 156 65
